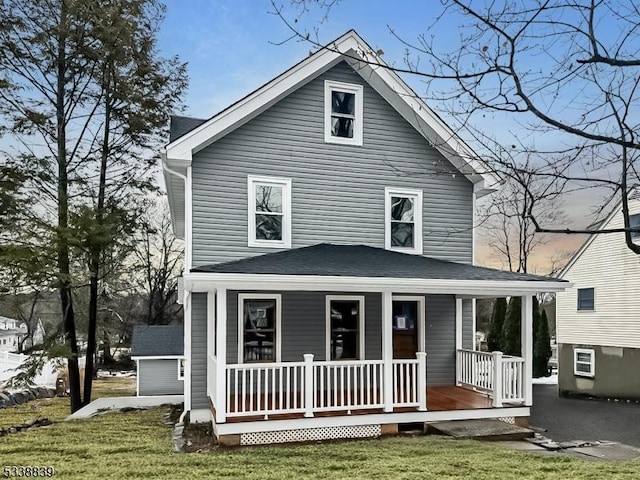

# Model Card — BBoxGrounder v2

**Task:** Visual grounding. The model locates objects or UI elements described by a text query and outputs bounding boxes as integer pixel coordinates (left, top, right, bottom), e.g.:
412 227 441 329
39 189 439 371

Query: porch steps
425 419 534 441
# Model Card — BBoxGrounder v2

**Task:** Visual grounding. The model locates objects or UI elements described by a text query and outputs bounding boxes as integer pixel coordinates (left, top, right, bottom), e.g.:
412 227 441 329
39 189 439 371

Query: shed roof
131 325 184 357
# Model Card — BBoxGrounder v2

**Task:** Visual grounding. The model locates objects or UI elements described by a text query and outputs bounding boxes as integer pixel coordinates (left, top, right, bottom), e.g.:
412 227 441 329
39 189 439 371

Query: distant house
0 316 27 353
131 325 184 396
163 30 567 445
556 191 640 399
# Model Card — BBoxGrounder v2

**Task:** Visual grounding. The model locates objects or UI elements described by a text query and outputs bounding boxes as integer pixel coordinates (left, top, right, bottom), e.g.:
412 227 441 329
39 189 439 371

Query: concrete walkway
66 395 183 420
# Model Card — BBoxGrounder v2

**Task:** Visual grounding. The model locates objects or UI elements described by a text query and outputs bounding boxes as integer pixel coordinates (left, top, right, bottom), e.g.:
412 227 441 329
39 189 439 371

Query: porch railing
456 349 525 407
221 353 426 419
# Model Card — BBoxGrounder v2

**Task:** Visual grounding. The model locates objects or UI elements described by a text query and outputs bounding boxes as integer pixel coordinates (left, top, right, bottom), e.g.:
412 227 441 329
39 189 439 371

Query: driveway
530 384 640 448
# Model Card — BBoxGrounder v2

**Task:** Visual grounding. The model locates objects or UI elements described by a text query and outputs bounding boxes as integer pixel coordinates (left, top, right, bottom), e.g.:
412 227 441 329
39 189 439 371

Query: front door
392 299 419 359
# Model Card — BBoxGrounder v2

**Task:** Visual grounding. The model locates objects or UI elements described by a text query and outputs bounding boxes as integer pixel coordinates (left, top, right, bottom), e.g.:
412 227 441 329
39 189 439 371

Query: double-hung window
385 187 423 255
239 294 281 363
630 213 640 241
324 80 363 145
177 359 185 380
577 287 594 311
247 175 291 248
326 296 365 361
574 348 595 377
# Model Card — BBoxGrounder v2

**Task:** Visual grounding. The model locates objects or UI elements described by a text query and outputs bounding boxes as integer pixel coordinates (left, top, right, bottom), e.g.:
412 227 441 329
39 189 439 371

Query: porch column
206 290 215 399
215 287 227 423
184 291 192 411
521 294 534 406
455 298 463 386
381 290 393 412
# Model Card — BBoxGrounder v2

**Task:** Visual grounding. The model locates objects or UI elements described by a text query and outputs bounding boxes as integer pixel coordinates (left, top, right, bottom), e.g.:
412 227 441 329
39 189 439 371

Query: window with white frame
385 187 423 254
630 213 640 241
574 348 595 377
239 294 281 363
247 175 291 248
324 80 363 145
577 287 594 311
178 358 185 380
326 296 365 361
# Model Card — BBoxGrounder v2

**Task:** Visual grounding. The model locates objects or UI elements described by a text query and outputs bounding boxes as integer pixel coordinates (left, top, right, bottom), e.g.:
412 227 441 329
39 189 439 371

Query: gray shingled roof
169 115 207 142
132 325 184 357
192 244 562 282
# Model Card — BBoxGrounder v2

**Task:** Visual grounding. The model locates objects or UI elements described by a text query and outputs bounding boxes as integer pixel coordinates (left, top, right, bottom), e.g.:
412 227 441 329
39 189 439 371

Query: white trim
215 288 227 423
186 166 193 269
384 187 423 255
238 293 282 364
325 295 366 361
392 295 426 353
184 291 192 411
131 355 184 361
574 347 595 377
177 358 185 380
214 406 530 435
247 175 292 249
455 298 463 352
190 408 212 424
381 291 393 412
324 80 363 146
185 272 569 296
576 286 595 312
521 295 534 406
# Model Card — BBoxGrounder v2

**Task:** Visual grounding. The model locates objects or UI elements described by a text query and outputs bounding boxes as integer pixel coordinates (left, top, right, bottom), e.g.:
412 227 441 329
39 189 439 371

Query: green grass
1 378 640 479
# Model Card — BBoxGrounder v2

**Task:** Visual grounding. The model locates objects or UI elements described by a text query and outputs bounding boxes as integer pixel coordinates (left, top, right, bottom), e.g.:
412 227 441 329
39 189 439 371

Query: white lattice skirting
498 417 515 424
240 424 383 446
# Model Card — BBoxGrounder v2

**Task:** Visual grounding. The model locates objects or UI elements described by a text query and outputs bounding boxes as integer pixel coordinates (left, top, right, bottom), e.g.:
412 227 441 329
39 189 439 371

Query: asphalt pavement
530 384 640 448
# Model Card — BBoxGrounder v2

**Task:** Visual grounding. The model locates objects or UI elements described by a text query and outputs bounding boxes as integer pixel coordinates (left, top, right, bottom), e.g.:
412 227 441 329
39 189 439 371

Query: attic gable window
247 175 292 248
385 187 423 255
324 80 363 145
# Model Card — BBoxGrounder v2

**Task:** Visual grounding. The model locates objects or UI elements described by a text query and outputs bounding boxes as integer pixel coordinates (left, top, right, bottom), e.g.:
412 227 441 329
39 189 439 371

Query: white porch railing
456 349 525 407
220 353 427 419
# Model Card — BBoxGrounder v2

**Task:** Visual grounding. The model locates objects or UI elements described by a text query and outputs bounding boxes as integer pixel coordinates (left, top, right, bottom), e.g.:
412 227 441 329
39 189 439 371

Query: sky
156 0 601 272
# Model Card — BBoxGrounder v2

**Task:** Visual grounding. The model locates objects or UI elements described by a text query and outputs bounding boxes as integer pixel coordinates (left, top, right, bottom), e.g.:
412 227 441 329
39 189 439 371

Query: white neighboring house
556 192 640 399
0 316 27 353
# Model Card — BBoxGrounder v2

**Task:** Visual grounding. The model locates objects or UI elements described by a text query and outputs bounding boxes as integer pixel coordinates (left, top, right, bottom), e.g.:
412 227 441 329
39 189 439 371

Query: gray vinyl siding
227 291 382 365
462 299 474 350
138 359 183 396
191 293 208 409
191 61 473 267
425 295 456 385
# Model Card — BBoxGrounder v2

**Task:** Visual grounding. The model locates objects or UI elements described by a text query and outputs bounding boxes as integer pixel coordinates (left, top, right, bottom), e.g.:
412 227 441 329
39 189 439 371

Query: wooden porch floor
217 386 496 423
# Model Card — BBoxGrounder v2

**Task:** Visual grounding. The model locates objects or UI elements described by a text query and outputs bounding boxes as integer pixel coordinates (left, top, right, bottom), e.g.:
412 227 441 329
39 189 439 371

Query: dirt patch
182 419 217 453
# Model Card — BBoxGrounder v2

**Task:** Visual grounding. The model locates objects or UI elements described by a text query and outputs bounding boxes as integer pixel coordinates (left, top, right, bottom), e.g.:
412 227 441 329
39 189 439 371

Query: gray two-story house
163 31 566 446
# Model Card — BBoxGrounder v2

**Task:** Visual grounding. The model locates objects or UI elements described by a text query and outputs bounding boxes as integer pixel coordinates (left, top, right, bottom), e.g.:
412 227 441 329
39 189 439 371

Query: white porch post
417 352 427 411
206 290 215 399
455 297 463 386
303 354 314 418
381 290 393 412
521 294 534 406
184 291 192 411
215 287 227 423
492 351 503 407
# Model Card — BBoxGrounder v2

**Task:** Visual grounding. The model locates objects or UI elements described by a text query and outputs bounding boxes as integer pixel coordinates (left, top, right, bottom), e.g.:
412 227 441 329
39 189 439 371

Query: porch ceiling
186 244 569 295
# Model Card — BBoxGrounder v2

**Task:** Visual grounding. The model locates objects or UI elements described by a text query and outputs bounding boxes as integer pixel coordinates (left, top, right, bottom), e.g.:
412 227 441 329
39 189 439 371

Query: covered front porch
183 244 567 442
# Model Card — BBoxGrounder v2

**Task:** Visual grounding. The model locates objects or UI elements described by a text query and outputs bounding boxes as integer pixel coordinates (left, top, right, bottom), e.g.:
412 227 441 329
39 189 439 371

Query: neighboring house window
326 296 365 361
630 213 640 241
178 359 185 380
385 187 423 255
247 175 291 248
577 287 594 311
574 348 595 377
324 80 363 145
239 294 281 363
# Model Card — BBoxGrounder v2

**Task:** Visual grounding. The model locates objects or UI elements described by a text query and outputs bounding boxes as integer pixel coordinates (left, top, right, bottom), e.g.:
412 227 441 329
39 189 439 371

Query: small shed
131 325 184 396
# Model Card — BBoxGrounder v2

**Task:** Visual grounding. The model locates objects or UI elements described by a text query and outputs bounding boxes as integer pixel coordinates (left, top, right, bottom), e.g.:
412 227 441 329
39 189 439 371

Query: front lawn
1 380 639 479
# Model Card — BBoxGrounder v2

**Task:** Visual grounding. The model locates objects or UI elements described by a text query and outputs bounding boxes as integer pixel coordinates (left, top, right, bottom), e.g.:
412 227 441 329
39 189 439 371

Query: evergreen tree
487 297 507 352
534 308 552 377
502 297 521 356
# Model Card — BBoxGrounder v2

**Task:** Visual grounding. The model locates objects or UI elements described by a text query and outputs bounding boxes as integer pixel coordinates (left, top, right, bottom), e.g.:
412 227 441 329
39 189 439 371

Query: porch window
247 175 291 248
239 294 281 363
574 348 595 377
577 287 594 311
324 80 363 145
384 187 423 255
326 296 365 360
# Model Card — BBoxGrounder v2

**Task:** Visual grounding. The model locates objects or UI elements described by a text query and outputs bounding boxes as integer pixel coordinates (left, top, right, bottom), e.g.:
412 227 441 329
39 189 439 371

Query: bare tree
272 0 640 254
